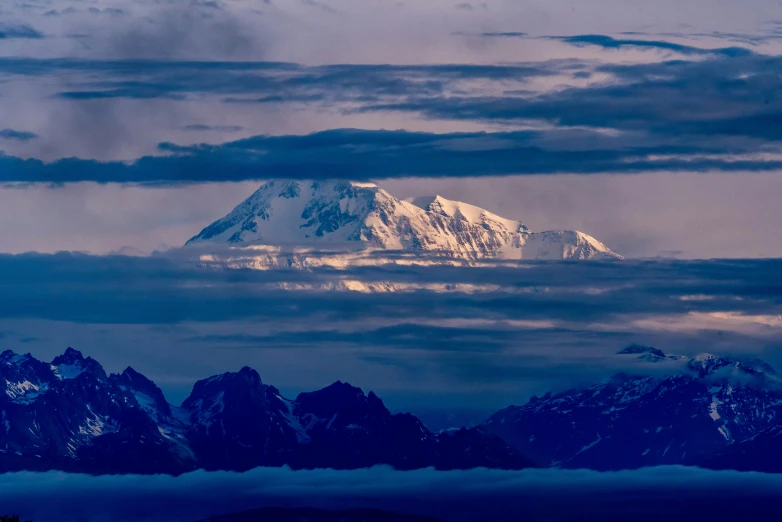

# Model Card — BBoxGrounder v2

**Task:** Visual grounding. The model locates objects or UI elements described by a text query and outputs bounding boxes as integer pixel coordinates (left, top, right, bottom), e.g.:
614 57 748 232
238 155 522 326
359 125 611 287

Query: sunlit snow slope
186 180 621 269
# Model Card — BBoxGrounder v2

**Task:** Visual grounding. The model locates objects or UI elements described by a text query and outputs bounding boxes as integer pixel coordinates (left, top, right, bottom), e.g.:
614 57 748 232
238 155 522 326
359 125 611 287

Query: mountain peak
1 349 32 363
293 380 389 421
688 353 779 379
120 366 167 389
186 179 620 263
184 367 265 410
51 347 106 380
121 366 144 380
185 179 389 247
302 380 367 401
237 365 262 383
53 346 84 363
117 366 174 418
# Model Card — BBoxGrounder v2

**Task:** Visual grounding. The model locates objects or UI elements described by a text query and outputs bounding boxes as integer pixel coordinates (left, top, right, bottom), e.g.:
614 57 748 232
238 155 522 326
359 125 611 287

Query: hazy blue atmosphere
1 254 780 412
2 0 782 520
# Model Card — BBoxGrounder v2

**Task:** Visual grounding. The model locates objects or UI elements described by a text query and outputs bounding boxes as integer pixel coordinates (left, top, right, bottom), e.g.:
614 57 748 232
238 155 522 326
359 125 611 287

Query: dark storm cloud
184 124 244 132
0 24 44 39
470 31 756 56
0 40 761 122
0 129 38 141
188 322 526 349
86 7 126 15
4 48 782 180
2 466 782 522
478 32 528 37
34 60 553 101
0 58 553 162
620 30 782 46
98 6 264 60
550 34 753 57
2 127 782 183
361 53 782 139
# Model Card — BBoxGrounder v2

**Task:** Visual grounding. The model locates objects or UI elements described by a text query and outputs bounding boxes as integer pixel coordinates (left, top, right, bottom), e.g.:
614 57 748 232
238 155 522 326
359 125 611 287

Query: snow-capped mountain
0 348 534 475
185 180 620 268
483 346 782 470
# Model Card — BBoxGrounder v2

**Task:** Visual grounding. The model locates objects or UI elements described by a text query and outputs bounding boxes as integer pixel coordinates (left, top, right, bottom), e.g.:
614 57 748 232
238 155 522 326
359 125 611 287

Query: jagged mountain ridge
185 180 621 265
4 346 782 474
0 348 534 475
483 347 782 470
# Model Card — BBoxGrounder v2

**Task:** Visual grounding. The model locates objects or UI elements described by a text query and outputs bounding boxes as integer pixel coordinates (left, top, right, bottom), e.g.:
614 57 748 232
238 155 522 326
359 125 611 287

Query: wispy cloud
1 252 779 326
550 34 753 57
0 129 38 141
183 124 244 132
3 126 782 184
4 49 782 178
0 24 44 40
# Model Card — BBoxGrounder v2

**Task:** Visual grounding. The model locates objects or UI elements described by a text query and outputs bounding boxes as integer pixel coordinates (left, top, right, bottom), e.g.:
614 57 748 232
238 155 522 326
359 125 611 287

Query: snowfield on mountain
186 180 621 270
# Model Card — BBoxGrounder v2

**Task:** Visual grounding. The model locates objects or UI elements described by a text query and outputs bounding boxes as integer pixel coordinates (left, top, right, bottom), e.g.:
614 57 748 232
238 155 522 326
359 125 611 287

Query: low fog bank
2 466 782 522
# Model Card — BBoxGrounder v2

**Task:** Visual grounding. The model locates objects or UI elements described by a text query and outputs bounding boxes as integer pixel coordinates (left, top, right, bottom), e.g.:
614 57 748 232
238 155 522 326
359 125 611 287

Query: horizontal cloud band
0 252 779 324
3 128 782 184
3 46 782 180
3 466 782 522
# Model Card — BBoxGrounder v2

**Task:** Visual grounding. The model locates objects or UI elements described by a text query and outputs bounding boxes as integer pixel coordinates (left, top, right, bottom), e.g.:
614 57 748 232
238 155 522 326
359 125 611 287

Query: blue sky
1 0 782 412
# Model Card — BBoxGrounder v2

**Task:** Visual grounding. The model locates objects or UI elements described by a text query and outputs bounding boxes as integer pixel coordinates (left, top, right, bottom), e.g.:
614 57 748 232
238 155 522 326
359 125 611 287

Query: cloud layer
1 252 779 408
2 466 782 522
3 47 782 180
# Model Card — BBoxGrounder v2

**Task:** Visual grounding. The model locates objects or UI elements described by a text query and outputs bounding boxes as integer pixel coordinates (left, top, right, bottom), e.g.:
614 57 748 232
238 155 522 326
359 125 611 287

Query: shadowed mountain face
483 348 782 470
4 346 782 475
697 422 782 473
0 349 534 475
186 179 621 264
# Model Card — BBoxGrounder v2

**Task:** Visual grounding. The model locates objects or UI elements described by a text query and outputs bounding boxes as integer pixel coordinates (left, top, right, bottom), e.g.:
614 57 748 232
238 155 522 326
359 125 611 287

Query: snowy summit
186 180 621 266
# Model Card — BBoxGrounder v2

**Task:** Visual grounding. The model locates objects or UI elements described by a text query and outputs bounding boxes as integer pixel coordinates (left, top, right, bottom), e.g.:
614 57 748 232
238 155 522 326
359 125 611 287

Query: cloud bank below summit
1 252 780 408
3 466 782 522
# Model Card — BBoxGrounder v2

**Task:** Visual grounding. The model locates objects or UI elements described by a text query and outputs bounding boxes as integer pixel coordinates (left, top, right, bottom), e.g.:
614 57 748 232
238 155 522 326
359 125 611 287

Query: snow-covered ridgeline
185 180 621 270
